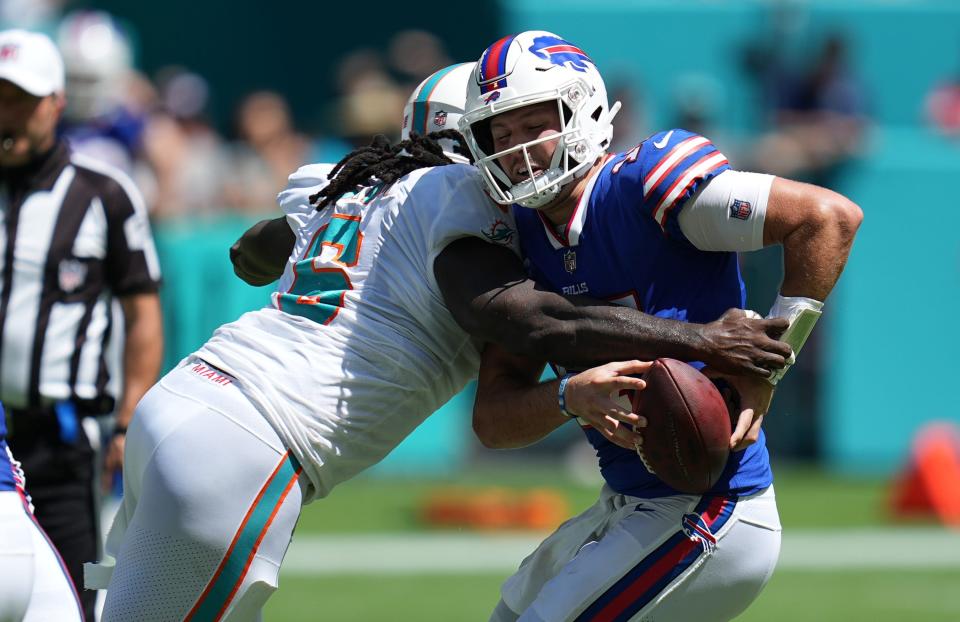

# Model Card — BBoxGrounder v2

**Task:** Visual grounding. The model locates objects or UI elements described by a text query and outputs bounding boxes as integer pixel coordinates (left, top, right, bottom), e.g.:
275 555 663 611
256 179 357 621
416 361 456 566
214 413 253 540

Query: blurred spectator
0 0 64 29
750 33 867 186
925 71 960 137
607 77 647 153
57 10 150 174
335 49 405 146
141 67 230 221
671 74 722 140
388 29 451 90
225 90 347 214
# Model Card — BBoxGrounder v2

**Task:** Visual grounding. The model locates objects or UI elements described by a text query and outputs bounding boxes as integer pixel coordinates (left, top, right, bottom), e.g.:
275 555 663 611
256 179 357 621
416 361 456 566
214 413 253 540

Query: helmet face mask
459 32 619 210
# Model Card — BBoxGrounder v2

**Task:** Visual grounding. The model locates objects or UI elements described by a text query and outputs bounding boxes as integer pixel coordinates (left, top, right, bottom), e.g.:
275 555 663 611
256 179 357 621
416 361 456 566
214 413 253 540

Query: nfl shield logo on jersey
563 250 577 274
58 258 87 293
730 199 752 220
433 110 448 128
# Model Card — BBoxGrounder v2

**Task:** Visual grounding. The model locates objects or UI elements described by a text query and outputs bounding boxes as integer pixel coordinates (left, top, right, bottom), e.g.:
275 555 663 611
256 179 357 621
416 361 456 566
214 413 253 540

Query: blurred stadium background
7 0 960 619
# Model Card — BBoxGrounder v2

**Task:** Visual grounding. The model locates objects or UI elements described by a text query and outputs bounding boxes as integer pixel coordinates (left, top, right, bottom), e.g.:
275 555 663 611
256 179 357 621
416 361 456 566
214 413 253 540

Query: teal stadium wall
501 0 960 473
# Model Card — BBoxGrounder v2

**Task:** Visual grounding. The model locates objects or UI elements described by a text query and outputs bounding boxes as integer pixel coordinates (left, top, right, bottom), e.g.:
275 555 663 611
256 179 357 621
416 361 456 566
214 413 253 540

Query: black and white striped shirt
0 141 161 414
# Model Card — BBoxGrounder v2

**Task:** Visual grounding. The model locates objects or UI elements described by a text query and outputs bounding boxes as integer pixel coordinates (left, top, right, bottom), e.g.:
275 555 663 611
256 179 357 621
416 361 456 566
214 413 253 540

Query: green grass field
262 465 960 621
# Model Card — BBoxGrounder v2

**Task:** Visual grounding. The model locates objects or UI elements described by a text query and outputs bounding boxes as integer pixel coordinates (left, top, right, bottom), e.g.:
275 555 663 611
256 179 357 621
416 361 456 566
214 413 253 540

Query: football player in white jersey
88 63 793 621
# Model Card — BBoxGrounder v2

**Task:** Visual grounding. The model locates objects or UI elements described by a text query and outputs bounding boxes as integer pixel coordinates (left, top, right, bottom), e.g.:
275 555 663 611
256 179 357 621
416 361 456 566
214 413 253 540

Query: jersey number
279 214 363 325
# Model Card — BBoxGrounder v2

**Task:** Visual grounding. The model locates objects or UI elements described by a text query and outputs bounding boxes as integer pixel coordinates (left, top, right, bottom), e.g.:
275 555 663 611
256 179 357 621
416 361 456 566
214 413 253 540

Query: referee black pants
8 406 98 621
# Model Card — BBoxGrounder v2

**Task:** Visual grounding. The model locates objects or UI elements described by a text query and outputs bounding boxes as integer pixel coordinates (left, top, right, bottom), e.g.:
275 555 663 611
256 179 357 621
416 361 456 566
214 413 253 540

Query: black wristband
113 424 128 436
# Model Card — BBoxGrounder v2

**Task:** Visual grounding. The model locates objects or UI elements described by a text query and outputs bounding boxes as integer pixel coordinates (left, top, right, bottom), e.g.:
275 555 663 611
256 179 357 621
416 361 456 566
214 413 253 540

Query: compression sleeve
677 170 774 252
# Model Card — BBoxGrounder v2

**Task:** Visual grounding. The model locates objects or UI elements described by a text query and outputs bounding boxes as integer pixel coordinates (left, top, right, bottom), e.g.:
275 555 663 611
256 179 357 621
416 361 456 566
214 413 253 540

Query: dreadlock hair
311 129 472 210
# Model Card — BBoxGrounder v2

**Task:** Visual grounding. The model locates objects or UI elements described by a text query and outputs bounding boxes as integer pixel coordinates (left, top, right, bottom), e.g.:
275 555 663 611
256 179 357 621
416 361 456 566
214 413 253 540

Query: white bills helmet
57 11 133 121
458 31 620 209
401 62 475 164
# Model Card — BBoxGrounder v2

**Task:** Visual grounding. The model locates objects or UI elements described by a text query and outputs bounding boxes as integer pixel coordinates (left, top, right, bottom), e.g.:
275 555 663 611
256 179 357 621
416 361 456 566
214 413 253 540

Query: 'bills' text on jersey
513 128 772 499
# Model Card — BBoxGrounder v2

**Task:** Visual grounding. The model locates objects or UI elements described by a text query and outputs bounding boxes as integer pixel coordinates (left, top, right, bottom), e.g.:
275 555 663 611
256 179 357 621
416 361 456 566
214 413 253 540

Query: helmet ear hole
471 118 494 156
591 106 603 122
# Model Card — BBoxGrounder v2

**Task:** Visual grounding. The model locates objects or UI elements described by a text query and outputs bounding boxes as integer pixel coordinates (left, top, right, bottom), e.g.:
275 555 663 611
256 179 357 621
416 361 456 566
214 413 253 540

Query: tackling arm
230 217 296 286
435 236 791 376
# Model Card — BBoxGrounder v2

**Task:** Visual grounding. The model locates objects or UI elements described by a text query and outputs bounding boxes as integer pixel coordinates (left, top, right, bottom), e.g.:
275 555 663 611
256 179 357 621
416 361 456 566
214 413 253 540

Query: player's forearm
474 353 568 449
436 237 784 376
119 293 163 427
487 286 709 369
538 307 704 368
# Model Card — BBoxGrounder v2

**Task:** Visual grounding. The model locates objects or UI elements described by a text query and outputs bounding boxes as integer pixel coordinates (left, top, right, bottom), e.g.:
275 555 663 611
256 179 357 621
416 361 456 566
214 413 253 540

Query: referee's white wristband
557 373 577 419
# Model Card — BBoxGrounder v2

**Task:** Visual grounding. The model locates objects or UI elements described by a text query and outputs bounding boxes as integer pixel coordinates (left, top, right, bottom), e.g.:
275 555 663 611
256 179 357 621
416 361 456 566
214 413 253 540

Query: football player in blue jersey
459 31 862 622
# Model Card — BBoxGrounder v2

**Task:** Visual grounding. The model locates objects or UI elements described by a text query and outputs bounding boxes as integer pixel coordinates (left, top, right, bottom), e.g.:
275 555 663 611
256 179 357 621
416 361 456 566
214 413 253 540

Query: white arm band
765 295 824 385
678 170 774 252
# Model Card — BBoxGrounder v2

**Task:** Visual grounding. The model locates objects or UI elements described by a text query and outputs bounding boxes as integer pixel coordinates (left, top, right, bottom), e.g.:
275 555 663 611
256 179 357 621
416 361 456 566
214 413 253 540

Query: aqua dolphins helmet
401 62 475 164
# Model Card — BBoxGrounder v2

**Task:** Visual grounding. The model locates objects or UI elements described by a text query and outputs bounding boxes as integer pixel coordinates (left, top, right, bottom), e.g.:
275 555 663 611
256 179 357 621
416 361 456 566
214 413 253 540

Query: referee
0 30 163 619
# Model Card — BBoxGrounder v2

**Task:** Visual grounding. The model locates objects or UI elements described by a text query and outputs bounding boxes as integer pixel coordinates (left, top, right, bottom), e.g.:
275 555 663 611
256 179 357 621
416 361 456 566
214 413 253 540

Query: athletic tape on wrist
765 295 823 385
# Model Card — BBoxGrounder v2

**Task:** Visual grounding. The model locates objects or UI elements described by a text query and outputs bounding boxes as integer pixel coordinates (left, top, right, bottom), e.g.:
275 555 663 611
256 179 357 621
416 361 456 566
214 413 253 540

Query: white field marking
280 528 960 576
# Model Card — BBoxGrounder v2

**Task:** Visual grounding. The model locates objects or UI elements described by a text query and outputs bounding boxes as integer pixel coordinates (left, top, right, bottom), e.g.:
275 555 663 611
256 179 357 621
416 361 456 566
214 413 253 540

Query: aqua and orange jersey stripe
185 451 302 622
575 495 737 622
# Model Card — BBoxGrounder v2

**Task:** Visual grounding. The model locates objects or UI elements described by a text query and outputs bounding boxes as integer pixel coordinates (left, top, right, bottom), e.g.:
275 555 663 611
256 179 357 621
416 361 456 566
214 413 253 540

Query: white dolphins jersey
195 163 518 503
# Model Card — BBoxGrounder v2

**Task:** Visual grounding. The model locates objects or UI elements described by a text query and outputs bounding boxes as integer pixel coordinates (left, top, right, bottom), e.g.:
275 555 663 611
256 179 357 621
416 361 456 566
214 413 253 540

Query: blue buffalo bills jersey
0 404 22 493
514 128 772 498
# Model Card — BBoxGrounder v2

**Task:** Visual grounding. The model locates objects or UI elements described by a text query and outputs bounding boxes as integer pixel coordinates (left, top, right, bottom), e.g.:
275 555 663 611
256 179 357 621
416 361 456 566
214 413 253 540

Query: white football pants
491 484 781 622
88 358 305 622
0 490 83 621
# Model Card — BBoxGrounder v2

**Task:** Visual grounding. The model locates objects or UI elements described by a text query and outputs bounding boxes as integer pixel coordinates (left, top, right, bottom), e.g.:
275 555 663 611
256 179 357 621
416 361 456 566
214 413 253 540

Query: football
631 358 731 494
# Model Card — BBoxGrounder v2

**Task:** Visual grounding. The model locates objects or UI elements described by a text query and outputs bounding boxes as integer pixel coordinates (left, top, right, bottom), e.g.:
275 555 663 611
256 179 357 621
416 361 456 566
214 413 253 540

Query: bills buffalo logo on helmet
528 35 592 72
483 91 501 104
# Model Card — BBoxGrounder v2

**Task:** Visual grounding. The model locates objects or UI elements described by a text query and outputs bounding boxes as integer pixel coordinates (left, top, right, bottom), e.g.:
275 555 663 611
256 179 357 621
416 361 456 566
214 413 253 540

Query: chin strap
765 295 823 386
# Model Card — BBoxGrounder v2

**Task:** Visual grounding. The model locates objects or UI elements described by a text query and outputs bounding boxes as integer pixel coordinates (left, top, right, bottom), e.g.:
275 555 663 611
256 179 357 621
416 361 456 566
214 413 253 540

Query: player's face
489 101 563 185
0 80 63 167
